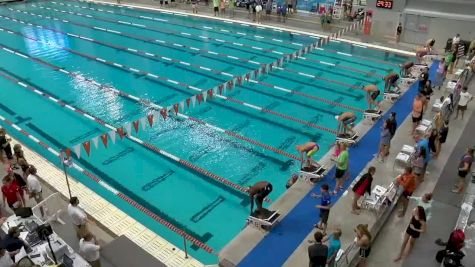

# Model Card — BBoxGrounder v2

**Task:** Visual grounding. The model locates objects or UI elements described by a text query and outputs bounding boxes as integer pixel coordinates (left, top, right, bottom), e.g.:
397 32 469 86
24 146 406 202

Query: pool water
0 0 409 263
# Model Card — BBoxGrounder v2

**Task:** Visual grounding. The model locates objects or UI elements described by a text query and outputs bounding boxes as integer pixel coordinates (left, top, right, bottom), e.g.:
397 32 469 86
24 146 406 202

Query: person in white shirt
0 245 14 267
68 196 88 238
26 166 42 203
409 193 433 221
79 232 101 267
455 86 473 119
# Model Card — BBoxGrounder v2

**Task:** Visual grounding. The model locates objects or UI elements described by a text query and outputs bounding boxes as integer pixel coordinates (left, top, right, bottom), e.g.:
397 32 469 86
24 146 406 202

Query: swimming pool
0 0 409 263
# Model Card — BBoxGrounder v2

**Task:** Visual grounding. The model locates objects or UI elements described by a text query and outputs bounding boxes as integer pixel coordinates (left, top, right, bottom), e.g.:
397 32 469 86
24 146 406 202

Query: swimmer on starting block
383 73 401 94
296 142 319 166
363 84 381 111
400 61 414 77
247 181 273 215
335 112 356 138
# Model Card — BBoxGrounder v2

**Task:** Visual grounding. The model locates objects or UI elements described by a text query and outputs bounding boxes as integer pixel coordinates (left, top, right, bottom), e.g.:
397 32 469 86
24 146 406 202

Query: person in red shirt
2 174 24 210
351 166 375 215
395 167 417 217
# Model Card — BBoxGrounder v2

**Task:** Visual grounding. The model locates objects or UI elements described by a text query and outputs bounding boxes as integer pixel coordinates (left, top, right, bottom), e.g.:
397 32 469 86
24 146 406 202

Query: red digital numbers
376 0 393 9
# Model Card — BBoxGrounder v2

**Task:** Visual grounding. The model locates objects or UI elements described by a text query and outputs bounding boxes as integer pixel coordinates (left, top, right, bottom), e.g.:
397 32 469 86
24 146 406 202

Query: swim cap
335 115 339 120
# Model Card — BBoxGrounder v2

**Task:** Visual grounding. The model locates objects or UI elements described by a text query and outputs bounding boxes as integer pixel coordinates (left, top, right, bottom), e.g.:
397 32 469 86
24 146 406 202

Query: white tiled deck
5 138 205 267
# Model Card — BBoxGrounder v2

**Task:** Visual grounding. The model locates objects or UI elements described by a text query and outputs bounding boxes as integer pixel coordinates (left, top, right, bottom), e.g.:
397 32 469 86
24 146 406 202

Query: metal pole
60 151 72 199
183 236 188 259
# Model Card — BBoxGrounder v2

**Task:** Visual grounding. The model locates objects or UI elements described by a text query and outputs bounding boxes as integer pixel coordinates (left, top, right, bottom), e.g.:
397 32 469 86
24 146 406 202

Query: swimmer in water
336 112 356 137
247 181 273 215
363 84 381 111
383 73 401 93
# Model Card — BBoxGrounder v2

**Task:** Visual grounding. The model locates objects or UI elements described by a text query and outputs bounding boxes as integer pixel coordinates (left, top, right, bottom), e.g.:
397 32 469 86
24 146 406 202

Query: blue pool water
0 0 409 263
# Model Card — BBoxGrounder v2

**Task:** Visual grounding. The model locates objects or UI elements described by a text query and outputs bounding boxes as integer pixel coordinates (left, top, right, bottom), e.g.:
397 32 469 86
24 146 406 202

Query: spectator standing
436 120 449 158
454 86 473 120
428 129 439 157
0 128 13 164
411 94 424 134
213 0 219 16
219 0 226 16
452 148 474 194
308 231 328 267
323 228 342 267
395 167 417 217
377 119 391 163
351 167 375 215
394 206 427 262
387 112 397 139
396 23 402 43
191 0 198 13
332 143 349 193
26 166 43 204
79 233 101 267
1 174 24 211
409 192 433 220
411 147 427 184
68 196 89 238
415 134 431 180
311 184 332 232
434 58 447 90
355 224 372 267
228 0 235 17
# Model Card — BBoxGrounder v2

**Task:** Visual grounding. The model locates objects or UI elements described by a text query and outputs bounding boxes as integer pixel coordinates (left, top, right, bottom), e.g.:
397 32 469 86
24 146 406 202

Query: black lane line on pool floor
102 147 135 166
24 121 214 246
191 196 226 223
142 170 175 192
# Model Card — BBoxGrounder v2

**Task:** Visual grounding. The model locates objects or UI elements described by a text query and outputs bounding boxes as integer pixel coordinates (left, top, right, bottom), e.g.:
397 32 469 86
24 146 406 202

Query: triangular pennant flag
197 93 203 104
101 134 108 148
179 101 184 112
139 117 147 130
92 136 99 149
213 86 218 96
160 108 168 120
233 77 238 87
191 95 196 107
124 122 132 136
73 144 81 159
65 148 72 159
83 141 91 156
186 98 191 108
147 113 154 127
202 91 207 102
245 73 250 81
133 120 140 133
117 127 126 139
254 69 259 78
268 63 273 72
207 89 213 99
237 76 243 86
108 130 117 144
173 103 179 115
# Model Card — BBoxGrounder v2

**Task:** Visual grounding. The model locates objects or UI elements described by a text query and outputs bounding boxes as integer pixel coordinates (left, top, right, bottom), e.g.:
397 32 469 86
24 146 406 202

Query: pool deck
0 1 441 266
0 139 205 267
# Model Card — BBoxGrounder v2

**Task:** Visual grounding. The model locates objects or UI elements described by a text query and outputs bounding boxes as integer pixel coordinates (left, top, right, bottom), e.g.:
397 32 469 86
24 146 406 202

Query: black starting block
247 208 281 231
364 109 382 121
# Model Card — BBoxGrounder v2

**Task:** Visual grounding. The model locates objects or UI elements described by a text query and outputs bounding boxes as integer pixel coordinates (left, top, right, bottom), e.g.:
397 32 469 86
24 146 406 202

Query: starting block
336 133 358 144
384 92 400 102
415 119 433 136
299 163 326 183
398 77 416 89
409 64 428 78
247 208 280 231
363 109 382 122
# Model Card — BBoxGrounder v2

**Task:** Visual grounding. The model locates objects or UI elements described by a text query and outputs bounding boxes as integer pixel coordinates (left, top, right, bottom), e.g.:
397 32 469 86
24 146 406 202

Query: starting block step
364 109 382 120
336 133 358 144
247 209 280 231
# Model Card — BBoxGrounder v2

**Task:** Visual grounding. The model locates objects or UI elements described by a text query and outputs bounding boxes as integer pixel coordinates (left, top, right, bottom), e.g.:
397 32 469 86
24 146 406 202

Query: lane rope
0 24 339 135
0 23 303 161
0 44 252 198
0 112 215 254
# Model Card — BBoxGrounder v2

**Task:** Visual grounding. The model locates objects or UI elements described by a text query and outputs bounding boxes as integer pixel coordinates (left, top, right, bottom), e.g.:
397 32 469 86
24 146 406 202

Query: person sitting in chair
336 112 356 137
247 181 273 215
363 84 381 111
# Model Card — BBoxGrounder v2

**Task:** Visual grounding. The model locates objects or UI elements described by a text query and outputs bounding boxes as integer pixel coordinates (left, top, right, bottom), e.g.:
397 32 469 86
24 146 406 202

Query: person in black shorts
248 181 273 214
394 206 426 262
436 120 449 158
453 147 474 193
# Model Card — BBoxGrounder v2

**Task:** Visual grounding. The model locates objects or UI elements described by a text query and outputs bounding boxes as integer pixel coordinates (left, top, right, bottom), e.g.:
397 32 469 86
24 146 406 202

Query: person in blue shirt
311 184 332 232
415 135 431 180
323 227 342 267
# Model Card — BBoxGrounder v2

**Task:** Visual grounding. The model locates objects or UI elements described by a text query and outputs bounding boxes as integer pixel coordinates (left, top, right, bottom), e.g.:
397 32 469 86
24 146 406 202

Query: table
1 214 90 266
